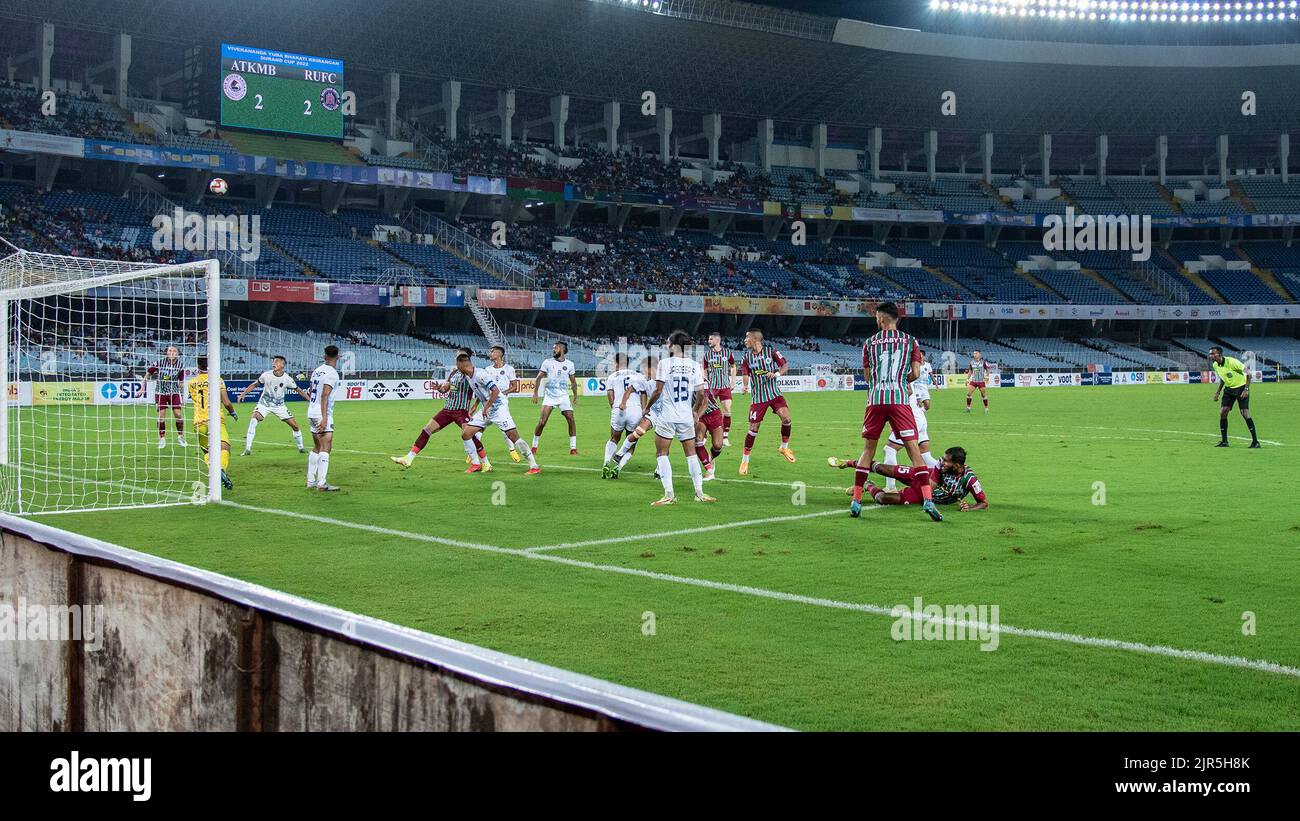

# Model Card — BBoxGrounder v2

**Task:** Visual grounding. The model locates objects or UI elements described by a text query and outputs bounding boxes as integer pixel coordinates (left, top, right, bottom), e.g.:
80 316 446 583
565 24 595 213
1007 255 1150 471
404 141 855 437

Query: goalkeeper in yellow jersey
188 355 237 488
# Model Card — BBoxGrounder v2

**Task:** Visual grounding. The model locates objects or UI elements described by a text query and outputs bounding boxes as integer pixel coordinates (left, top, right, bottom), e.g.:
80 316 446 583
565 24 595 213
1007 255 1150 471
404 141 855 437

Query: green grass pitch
39 383 1300 730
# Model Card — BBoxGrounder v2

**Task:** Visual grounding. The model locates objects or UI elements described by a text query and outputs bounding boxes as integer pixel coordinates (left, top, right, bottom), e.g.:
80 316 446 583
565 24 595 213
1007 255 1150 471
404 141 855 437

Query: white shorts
469 405 516 432
653 417 696 442
307 411 334 434
542 395 573 413
610 406 642 433
255 403 294 421
888 407 928 446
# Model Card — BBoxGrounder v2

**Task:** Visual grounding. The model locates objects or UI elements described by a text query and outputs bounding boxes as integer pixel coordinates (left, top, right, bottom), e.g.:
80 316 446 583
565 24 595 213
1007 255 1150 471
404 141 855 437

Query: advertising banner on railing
478 289 544 310
314 282 391 306
248 280 317 302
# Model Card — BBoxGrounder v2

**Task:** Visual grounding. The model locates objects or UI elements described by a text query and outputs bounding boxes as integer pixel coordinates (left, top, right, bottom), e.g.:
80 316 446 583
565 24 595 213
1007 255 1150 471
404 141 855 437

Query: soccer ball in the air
296 373 307 382
208 177 229 196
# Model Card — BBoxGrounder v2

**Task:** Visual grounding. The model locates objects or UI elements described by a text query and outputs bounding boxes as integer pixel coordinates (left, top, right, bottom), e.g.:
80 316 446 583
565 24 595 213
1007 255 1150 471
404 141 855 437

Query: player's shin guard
883 447 899 491
516 438 537 468
316 453 330 487
245 417 259 449
686 455 704 496
307 452 320 486
657 456 674 497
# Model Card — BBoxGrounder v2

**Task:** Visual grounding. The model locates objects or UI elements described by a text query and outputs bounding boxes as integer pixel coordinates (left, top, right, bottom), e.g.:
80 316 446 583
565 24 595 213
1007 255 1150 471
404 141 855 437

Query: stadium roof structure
3 0 1300 171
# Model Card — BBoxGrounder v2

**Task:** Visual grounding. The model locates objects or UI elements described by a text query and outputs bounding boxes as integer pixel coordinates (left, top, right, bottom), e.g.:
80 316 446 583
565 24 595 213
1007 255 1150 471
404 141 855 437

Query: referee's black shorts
1221 385 1249 410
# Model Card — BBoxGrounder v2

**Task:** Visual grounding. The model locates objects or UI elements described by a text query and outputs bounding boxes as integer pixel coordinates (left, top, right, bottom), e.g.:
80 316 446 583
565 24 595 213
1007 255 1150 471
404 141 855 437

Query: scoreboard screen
219 44 344 140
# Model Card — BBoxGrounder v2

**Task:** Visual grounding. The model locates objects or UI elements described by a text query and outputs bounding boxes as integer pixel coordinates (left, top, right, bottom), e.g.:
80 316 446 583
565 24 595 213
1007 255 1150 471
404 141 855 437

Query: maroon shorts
897 486 925 505
433 408 470 429
711 388 733 402
156 393 180 409
699 408 724 432
862 403 917 442
748 395 788 424
968 381 987 389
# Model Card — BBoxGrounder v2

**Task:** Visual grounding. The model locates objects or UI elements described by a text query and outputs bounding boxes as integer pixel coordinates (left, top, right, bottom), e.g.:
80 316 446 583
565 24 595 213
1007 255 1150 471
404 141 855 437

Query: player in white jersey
883 349 939 491
461 353 540 475
237 355 312 455
481 345 523 462
603 353 643 467
305 345 341 492
643 331 714 505
603 357 659 478
531 342 579 455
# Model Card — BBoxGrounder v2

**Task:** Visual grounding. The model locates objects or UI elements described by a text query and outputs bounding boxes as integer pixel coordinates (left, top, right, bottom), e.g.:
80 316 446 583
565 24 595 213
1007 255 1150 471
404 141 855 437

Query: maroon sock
852 467 870 502
983 397 989 408
743 431 756 454
696 443 711 467
176 419 184 434
914 468 933 501
412 429 431 454
966 396 972 408
473 435 485 457
780 422 791 445
723 415 731 434
711 446 723 460
864 481 881 501
158 421 166 437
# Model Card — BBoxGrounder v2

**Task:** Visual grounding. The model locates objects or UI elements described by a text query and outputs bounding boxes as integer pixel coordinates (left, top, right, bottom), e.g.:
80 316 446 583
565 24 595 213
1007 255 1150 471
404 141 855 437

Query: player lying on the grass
482 345 522 462
149 344 187 449
306 345 340 492
965 350 989 414
532 341 579 456
1209 347 1261 448
738 328 795 475
603 357 659 479
694 385 725 481
850 301 940 522
883 348 938 492
187 355 236 490
643 330 715 505
461 353 540 475
702 332 736 447
391 346 486 468
604 352 642 467
839 447 987 512
237 355 311 455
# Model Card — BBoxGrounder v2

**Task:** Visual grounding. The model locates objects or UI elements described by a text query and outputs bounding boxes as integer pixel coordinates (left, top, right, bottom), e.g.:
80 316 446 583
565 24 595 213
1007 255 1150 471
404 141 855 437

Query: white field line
819 421 1287 447
219 500 1300 682
524 508 853 553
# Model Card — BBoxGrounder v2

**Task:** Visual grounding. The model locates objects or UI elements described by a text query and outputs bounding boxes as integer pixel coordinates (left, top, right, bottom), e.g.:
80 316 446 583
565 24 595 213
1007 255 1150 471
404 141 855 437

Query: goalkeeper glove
228 410 239 421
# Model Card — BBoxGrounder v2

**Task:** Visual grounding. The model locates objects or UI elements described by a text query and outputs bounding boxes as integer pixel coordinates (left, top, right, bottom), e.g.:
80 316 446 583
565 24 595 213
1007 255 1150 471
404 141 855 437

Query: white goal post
0 243 222 514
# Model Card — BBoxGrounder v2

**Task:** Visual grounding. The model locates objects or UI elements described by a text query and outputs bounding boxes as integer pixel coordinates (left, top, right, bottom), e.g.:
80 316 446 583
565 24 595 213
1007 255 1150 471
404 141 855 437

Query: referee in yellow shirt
1209 347 1260 448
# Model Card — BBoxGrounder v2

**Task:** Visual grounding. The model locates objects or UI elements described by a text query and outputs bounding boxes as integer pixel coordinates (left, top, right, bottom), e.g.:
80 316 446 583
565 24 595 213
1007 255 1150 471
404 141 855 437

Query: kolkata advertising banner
0 129 85 158
478 289 543 310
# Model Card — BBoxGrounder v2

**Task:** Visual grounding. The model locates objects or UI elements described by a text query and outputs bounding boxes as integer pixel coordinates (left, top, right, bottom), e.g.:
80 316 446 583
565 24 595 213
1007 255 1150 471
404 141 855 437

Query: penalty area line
218 500 1300 683
524 508 856 553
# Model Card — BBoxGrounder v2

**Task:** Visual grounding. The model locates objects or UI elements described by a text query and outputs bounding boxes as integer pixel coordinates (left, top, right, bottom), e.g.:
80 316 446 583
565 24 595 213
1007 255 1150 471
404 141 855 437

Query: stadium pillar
1218 134 1230 183
704 112 721 167
981 132 993 183
498 89 515 147
603 101 620 153
441 80 461 141
112 33 131 101
1157 135 1168 185
39 22 54 90
384 73 400 139
758 119 774 172
814 123 828 178
1281 134 1290 184
868 127 882 179
1040 133 1052 183
657 107 673 165
925 130 938 183
1096 135 1108 185
550 94 569 149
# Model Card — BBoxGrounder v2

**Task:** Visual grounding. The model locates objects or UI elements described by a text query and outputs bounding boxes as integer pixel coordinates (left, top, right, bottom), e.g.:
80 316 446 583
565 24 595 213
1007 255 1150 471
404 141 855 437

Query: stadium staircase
1011 265 1069 302
1078 266 1132 301
920 264 972 297
1228 180 1257 213
401 210 535 289
1153 182 1185 214
262 237 318 278
1230 247 1294 302
467 296 505 348
1158 249 1225 302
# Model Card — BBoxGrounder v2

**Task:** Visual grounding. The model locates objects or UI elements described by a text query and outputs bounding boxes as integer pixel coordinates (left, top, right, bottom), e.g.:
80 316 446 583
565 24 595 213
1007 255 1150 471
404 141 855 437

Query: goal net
0 245 223 514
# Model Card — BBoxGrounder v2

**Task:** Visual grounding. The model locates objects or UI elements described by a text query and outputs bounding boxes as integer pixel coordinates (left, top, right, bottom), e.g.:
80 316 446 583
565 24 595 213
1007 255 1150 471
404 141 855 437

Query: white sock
463 438 480 465
569 435 577 450
604 440 617 462
515 438 537 468
618 440 637 468
922 451 940 470
245 417 258 449
307 451 320 485
316 452 330 486
500 428 513 449
686 455 704 496
292 429 304 449
657 455 673 497
884 447 899 492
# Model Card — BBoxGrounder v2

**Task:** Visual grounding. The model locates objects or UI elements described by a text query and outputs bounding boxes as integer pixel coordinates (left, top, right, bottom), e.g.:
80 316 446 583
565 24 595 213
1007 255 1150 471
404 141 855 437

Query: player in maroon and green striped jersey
694 385 726 481
148 345 187 449
829 302 940 522
858 446 988 512
391 347 487 470
702 332 736 445
737 328 795 475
